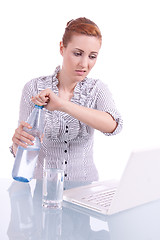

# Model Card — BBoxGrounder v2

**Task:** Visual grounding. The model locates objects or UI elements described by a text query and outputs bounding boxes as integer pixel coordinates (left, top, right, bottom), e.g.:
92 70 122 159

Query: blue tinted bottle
12 105 44 182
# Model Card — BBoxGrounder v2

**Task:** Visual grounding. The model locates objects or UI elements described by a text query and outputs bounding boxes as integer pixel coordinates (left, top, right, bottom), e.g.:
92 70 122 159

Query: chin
78 73 88 81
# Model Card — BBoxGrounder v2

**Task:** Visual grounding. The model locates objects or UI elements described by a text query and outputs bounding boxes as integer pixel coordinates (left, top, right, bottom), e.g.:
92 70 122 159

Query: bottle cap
35 105 44 109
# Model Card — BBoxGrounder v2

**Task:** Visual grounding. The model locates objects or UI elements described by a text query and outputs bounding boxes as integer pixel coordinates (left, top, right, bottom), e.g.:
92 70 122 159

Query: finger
13 138 28 148
12 135 28 148
35 93 49 103
20 131 35 142
31 96 47 106
14 131 34 145
31 96 48 106
14 125 35 144
41 133 44 143
16 124 34 140
38 93 47 102
32 89 51 103
13 122 34 148
40 96 49 104
20 121 32 129
32 96 44 104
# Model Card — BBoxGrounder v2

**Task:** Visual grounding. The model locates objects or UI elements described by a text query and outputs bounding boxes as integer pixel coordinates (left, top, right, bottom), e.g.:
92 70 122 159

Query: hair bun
66 19 74 27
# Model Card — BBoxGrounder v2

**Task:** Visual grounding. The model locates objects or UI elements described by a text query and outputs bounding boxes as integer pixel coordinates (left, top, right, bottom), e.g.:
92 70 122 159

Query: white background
0 0 160 180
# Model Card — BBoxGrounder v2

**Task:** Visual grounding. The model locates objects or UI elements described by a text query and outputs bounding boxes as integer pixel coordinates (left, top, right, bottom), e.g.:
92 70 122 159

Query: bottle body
12 105 44 182
12 146 40 182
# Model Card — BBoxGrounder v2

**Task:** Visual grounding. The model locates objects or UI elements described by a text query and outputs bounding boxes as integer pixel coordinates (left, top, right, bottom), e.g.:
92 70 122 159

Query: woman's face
60 34 101 82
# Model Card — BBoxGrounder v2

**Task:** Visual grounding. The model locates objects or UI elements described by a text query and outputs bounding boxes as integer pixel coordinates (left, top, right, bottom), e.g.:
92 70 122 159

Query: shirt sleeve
9 79 37 158
96 81 123 136
18 79 38 125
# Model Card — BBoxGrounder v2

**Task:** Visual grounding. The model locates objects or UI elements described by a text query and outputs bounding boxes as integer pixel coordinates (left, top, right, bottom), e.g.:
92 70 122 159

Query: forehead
66 34 101 52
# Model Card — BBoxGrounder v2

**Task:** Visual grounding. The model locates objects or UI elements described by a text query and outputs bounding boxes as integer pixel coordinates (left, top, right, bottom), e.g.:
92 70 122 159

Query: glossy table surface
1 178 160 240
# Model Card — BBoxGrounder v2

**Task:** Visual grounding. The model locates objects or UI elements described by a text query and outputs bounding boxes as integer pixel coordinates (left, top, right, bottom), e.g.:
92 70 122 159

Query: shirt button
65 173 67 177
66 126 68 128
65 130 68 133
65 161 67 164
64 141 67 144
64 150 67 153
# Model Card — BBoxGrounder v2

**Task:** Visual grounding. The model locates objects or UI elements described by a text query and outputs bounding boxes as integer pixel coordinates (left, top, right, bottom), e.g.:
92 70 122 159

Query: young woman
11 17 123 182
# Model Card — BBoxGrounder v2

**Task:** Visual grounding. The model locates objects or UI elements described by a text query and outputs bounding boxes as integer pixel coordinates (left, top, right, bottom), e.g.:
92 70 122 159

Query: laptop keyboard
81 188 117 208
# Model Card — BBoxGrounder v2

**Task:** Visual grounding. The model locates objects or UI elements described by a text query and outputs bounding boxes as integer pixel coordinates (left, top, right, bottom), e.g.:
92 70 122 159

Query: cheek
89 59 97 70
65 54 77 67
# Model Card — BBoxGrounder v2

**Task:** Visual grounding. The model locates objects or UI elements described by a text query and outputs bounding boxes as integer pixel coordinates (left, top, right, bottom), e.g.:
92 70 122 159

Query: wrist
58 99 70 112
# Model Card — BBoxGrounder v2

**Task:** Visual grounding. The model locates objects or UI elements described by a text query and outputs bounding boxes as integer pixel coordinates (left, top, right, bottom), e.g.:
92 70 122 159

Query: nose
79 56 88 68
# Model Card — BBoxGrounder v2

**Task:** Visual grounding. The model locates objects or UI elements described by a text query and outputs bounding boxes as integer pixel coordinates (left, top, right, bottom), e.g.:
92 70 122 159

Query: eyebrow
74 48 98 54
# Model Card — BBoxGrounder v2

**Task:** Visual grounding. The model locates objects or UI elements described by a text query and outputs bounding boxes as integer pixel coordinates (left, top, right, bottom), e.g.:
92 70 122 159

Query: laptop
63 148 160 215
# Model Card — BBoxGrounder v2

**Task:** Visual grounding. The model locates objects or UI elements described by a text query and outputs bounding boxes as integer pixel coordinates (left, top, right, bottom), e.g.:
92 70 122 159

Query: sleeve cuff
9 145 16 158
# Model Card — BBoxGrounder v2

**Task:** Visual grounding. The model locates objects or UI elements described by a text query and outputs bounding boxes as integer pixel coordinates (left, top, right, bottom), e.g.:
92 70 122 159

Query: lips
75 70 86 76
75 70 86 72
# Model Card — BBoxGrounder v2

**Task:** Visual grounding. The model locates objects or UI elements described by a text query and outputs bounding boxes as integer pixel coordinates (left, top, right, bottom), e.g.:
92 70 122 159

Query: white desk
1 178 160 239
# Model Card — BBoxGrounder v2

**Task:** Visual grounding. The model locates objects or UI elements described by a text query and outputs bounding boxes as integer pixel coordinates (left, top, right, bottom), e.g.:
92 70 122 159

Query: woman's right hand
12 121 35 149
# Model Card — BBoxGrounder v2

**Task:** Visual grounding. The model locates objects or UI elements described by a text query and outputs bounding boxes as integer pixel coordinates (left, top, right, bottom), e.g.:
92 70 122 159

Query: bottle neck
35 105 44 109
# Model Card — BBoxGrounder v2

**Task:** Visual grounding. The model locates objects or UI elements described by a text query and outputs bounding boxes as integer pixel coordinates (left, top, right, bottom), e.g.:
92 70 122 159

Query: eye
73 52 82 57
89 54 97 60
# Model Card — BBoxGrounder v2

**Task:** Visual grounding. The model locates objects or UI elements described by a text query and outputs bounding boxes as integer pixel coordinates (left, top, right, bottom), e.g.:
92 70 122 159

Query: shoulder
24 66 60 93
21 75 50 96
23 74 57 96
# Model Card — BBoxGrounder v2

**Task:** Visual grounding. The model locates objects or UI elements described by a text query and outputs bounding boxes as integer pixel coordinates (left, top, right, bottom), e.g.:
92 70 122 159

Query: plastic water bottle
12 105 45 182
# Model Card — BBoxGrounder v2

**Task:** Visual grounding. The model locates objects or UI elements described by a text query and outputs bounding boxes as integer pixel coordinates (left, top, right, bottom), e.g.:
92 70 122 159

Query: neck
57 69 77 93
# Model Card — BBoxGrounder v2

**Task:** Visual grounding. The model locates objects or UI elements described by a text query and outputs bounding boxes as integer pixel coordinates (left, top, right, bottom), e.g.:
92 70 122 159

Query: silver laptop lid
108 148 160 214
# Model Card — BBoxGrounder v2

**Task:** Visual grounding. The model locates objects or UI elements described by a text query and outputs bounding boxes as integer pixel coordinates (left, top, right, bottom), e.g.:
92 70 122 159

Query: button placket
64 125 69 178
65 125 69 133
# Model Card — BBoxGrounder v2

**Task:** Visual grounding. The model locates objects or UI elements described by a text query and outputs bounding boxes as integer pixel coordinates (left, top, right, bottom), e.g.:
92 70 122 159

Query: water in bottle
12 105 44 182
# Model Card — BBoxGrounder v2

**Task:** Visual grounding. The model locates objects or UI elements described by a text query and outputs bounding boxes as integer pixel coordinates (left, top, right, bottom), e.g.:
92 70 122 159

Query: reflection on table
2 179 160 239
7 180 109 240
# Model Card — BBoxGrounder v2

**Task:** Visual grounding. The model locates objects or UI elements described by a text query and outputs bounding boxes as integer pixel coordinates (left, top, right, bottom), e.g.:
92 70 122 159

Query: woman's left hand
31 88 64 111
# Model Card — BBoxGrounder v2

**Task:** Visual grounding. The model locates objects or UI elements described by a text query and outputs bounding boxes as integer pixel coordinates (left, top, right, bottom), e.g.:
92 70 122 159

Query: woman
11 17 123 182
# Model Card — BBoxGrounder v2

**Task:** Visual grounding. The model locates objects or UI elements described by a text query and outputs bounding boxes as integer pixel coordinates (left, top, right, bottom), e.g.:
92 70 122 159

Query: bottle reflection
7 180 62 240
7 181 37 239
42 208 62 240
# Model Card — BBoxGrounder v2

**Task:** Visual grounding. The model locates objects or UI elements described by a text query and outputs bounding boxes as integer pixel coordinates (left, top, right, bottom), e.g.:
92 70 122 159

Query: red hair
62 17 102 47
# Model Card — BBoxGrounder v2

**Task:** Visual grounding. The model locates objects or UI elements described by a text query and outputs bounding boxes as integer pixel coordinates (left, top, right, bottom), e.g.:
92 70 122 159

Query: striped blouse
18 66 123 182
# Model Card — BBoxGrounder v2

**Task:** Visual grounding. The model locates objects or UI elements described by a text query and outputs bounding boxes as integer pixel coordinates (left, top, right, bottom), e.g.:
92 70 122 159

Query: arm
11 81 36 156
31 88 118 133
61 100 117 133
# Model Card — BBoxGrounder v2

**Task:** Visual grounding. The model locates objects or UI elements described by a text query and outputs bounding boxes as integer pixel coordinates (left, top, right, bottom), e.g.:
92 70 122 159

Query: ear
60 41 64 56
